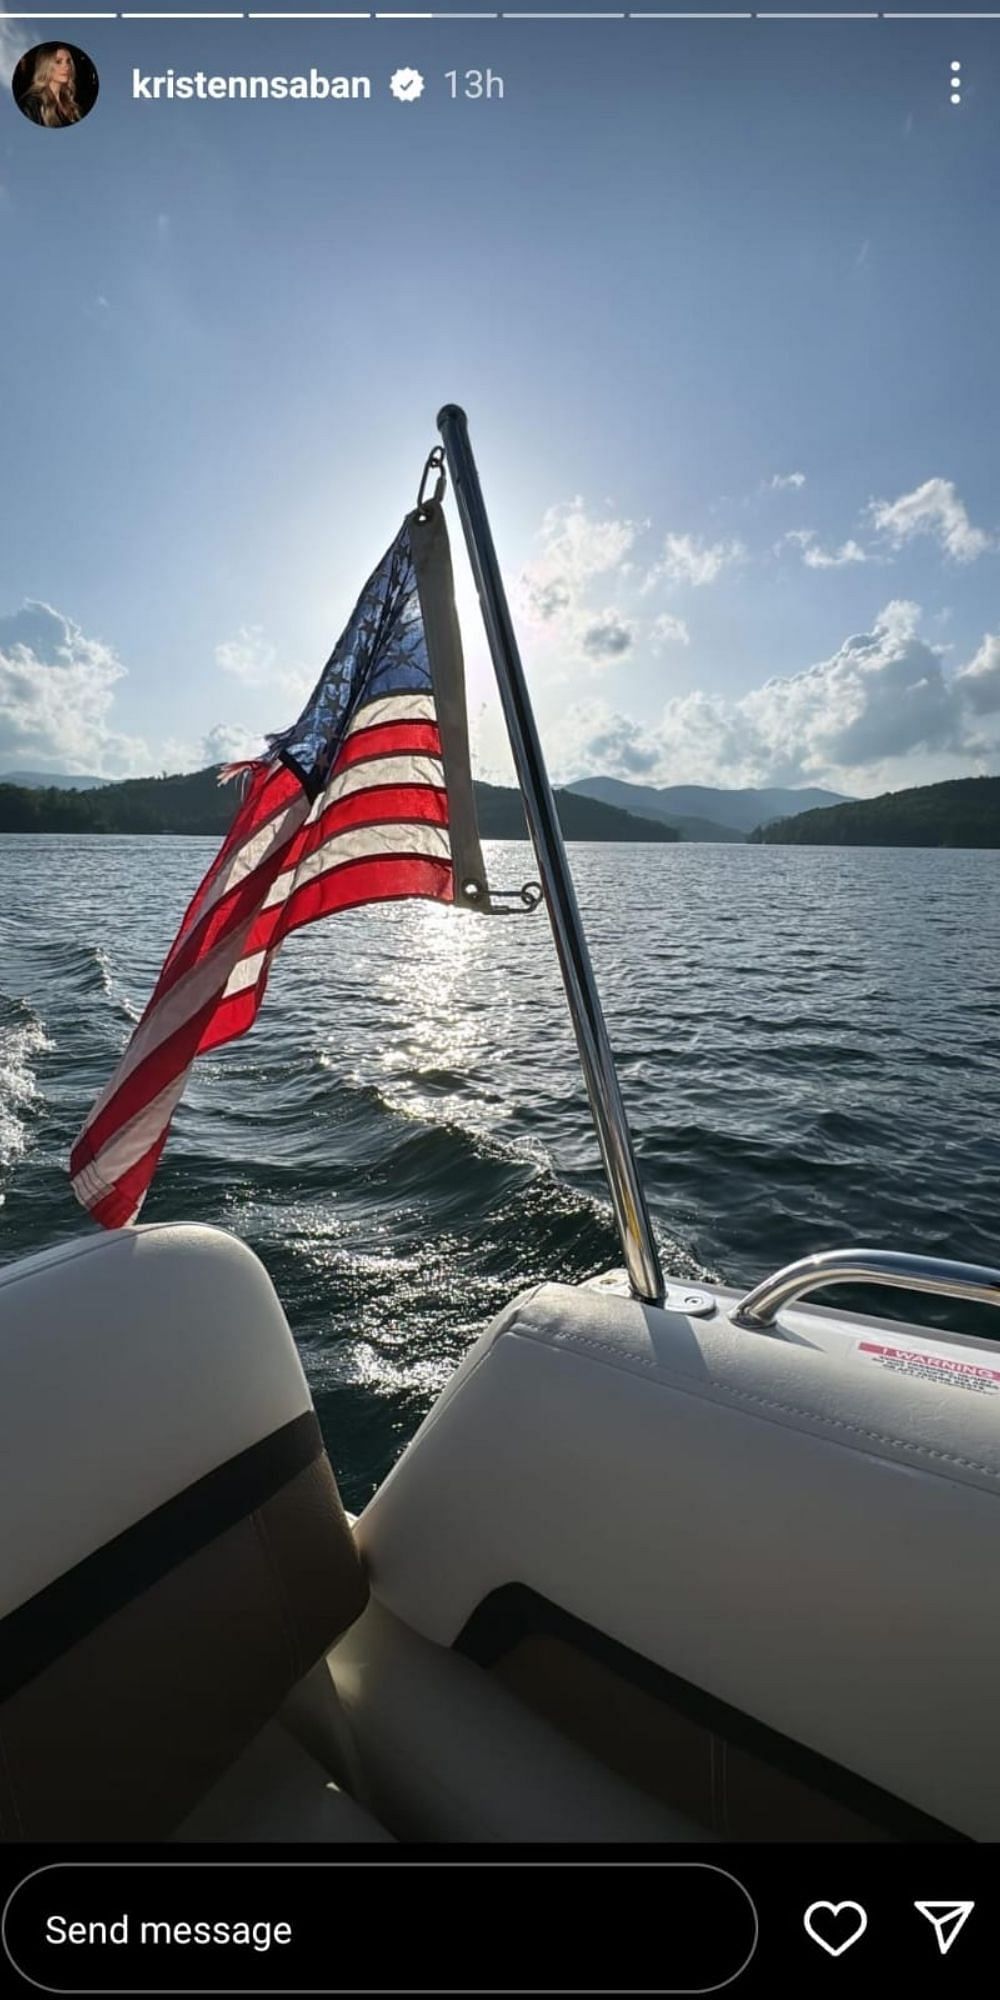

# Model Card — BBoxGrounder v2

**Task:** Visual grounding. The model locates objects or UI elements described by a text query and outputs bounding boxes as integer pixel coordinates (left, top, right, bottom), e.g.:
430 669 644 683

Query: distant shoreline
2 830 997 852
0 828 676 843
750 773 1000 850
0 771 678 845
2 768 997 847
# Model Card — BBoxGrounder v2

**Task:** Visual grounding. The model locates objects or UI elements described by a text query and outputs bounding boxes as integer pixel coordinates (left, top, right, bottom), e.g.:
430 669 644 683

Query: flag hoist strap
409 497 493 915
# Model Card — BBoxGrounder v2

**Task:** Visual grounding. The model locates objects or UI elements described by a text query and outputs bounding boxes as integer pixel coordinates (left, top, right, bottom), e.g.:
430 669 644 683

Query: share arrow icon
914 1902 975 1956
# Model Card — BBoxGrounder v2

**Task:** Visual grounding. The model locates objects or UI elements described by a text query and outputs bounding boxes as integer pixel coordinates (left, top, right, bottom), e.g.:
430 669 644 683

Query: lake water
1 835 998 1509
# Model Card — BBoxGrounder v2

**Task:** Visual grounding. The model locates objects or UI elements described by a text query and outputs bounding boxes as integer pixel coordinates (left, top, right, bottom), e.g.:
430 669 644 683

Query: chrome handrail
733 1248 1000 1330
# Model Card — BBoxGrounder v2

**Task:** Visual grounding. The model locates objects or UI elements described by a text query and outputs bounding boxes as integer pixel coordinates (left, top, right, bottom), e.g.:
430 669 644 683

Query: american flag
69 500 491 1228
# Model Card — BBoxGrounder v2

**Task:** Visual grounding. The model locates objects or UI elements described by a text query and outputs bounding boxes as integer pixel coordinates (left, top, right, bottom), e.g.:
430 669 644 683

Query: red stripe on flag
150 768 444 1001
160 773 445 998
197 855 453 1052
286 785 448 880
151 794 310 996
164 763 303 971
78 1129 172 1230
279 851 453 936
196 950 277 1050
334 720 442 770
70 986 233 1169
234 837 445 966
316 782 448 834
69 852 454 1191
165 781 448 990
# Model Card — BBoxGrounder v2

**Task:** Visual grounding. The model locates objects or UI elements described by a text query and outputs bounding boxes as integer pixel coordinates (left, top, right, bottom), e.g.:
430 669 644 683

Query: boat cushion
355 1278 1000 1839
0 1224 367 1841
173 1719 394 1843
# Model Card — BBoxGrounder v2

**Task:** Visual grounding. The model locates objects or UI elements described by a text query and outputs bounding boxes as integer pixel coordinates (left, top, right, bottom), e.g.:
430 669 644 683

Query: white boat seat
173 1719 394 1843
0 1224 369 1842
355 1278 1000 1840
324 1593 711 1842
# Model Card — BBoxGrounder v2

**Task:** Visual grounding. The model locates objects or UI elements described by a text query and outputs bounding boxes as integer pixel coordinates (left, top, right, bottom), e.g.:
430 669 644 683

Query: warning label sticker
857 1340 1000 1395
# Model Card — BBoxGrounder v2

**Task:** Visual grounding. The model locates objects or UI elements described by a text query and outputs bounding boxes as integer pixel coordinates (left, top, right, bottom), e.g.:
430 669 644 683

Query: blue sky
1 2 998 796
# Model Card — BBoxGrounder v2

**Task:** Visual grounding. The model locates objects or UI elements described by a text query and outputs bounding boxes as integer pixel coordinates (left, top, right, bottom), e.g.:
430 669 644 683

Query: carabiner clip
417 444 447 516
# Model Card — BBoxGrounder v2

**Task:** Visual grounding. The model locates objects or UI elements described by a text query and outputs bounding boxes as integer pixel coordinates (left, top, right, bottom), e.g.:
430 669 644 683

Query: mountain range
567 778 851 840
0 768 106 791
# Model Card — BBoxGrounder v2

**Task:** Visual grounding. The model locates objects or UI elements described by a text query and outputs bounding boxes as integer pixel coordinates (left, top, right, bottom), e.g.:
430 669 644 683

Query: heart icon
803 1901 868 1958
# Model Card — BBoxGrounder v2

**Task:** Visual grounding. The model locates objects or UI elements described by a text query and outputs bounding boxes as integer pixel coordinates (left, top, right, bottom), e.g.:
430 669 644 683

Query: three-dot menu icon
950 61 962 107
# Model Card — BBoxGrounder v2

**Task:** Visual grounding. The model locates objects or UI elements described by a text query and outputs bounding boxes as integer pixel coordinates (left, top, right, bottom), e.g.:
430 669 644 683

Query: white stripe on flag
77 817 453 1146
261 818 451 912
72 1070 192 1199
173 788 311 957
78 821 452 1195
344 692 436 735
222 950 267 999
304 754 445 827
176 702 432 949
77 909 267 1136
72 1158 114 1206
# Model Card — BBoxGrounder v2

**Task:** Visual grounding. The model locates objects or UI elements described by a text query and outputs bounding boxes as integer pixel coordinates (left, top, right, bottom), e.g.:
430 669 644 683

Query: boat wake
0 991 53 1189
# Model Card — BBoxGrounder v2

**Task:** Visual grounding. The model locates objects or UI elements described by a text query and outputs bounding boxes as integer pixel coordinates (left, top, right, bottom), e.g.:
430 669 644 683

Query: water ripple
0 834 998 1506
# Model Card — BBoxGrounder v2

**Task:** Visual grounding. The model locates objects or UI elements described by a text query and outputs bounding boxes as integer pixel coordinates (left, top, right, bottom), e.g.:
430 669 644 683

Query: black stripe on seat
456 1582 967 1844
0 1409 324 1704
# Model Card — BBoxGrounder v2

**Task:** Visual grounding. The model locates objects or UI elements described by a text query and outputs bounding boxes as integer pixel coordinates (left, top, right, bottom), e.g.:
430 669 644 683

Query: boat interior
2 1219 998 1847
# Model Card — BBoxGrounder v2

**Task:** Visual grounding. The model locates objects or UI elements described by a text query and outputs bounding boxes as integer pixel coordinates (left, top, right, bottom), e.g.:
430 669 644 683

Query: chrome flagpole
437 405 665 1306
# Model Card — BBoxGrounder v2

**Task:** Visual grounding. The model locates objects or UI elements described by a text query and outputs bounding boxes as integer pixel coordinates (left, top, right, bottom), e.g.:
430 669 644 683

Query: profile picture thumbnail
12 44 99 129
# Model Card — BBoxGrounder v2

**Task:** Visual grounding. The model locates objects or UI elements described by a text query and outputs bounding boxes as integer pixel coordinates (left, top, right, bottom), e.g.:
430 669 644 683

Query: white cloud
157 734 203 773
513 500 648 684
580 610 635 663
870 478 994 564
519 498 643 628
553 602 1000 793
215 624 310 703
768 472 806 491
803 541 869 571
737 599 958 772
783 529 869 570
558 700 661 779
538 497 641 584
202 721 263 767
656 532 745 589
522 576 572 623
651 613 690 649
0 602 150 776
215 626 276 683
955 632 1000 716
